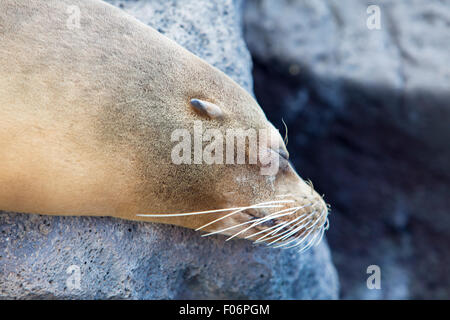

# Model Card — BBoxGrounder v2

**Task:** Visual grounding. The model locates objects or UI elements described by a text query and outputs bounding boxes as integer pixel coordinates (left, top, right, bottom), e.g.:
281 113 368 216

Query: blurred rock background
0 0 339 299
244 0 450 299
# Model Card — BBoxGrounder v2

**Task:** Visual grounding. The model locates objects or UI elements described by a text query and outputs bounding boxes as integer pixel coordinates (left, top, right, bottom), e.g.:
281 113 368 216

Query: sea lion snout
197 152 329 250
246 162 329 250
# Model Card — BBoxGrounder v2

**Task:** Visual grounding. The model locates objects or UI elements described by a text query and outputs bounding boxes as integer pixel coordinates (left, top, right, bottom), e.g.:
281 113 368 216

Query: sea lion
0 0 329 251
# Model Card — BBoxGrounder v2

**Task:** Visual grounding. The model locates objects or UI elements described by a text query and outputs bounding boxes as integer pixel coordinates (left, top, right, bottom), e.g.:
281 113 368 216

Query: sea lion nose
278 148 289 161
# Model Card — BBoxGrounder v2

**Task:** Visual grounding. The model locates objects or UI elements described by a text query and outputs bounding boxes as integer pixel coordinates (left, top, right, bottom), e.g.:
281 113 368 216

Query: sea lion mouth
236 199 330 252
137 196 330 252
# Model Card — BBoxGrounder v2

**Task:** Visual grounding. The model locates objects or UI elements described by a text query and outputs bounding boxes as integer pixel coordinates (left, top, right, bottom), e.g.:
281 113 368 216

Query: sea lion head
137 59 330 251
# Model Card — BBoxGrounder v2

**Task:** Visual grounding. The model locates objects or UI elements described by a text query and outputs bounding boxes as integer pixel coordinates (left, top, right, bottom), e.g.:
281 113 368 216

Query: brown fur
0 0 328 242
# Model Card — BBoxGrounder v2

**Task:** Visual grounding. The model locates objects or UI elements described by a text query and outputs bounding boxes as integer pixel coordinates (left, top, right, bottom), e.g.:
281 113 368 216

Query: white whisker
324 217 330 230
136 199 294 218
275 208 326 249
225 207 300 241
263 215 310 245
265 210 317 245
311 226 325 248
200 206 296 237
260 204 320 246
294 208 329 251
274 225 315 249
298 227 322 253
135 189 330 253
246 203 314 243
251 221 290 242
255 211 308 243
245 219 290 240
305 207 327 231
195 204 283 231
201 219 257 237
266 225 304 246
247 207 304 242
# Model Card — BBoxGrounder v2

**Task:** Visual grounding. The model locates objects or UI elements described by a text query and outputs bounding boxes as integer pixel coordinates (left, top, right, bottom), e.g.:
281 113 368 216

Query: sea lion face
139 77 329 250
193 100 329 250
125 37 330 250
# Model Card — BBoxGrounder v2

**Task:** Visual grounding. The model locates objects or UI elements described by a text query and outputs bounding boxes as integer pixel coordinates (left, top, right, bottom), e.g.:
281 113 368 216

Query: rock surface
0 0 339 299
244 0 450 299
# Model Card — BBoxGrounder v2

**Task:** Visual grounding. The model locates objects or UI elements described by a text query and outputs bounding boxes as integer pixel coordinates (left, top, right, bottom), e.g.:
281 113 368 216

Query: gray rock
0 213 337 299
108 0 253 94
245 0 450 91
244 0 450 299
0 0 339 299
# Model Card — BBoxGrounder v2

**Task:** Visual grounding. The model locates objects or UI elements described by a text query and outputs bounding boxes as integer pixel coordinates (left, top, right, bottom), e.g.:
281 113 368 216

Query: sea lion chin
0 0 329 251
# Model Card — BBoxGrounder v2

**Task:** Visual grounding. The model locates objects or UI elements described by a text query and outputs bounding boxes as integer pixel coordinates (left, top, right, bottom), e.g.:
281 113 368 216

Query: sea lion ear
190 99 223 119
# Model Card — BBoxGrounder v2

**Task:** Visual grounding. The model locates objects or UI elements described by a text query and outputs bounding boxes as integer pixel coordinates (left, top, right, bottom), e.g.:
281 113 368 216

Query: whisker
201 208 293 238
274 225 315 249
266 224 305 246
262 214 311 245
293 208 329 251
200 205 297 237
225 207 300 241
324 218 330 230
254 211 308 243
195 204 283 231
195 199 297 231
281 230 313 250
311 226 325 248
257 203 319 245
298 227 323 253
247 208 303 242
303 214 322 231
284 209 328 250
247 202 317 244
281 118 288 146
201 218 259 237
245 219 290 240
275 194 293 198
264 210 317 245
304 207 328 231
136 199 294 218
202 207 295 239
250 221 291 242
136 191 330 253
309 213 329 249
300 206 326 232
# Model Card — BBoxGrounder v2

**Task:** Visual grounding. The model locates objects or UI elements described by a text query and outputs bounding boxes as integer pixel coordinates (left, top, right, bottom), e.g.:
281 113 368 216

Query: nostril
278 148 289 160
